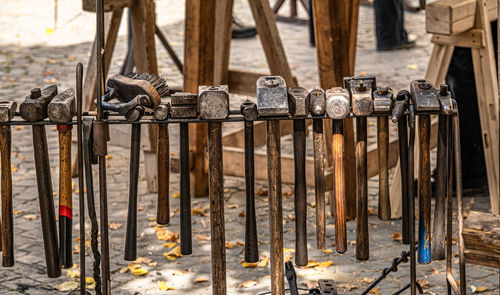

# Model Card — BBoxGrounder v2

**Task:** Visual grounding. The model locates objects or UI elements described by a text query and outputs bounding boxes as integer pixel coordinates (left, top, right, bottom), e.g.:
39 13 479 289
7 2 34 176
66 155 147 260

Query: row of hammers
0 71 465 294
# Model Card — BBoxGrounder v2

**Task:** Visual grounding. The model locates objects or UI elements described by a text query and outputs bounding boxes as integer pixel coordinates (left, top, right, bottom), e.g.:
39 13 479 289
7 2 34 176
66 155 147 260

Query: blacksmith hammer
325 87 350 254
288 86 309 266
392 90 410 245
373 86 394 221
154 100 171 225
308 87 327 251
345 76 376 261
240 100 259 263
258 76 287 295
20 85 61 278
171 92 197 255
432 84 453 261
0 101 16 267
48 88 76 269
410 79 440 264
199 85 229 295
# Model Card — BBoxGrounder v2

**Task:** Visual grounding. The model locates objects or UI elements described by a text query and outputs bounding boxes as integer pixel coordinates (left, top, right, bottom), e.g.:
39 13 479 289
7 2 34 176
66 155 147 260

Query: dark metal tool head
373 86 394 114
308 86 326 116
344 76 375 116
410 79 440 113
198 85 229 120
288 87 309 117
240 99 258 121
106 73 168 108
325 87 350 119
392 90 410 123
437 84 453 115
154 99 171 121
20 85 58 122
0 101 17 123
125 106 145 122
48 88 76 123
256 76 288 116
170 92 198 119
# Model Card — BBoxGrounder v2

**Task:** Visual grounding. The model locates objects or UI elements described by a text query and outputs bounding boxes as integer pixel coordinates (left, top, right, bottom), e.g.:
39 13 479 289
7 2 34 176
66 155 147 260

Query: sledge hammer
199 85 229 295
0 101 16 267
48 88 76 269
154 100 171 226
20 85 61 278
258 76 287 295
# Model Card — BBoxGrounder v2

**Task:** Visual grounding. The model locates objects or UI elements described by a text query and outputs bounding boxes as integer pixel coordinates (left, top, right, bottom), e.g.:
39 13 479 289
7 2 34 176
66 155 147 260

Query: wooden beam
82 0 133 12
227 69 298 95
431 29 485 48
214 0 234 85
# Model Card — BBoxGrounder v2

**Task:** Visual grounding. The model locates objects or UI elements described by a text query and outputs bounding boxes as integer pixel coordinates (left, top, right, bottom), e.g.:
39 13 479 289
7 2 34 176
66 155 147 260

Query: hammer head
308 87 326 116
437 84 453 115
170 92 198 119
0 101 17 123
288 87 309 117
198 85 230 120
257 76 288 116
373 86 394 114
392 90 410 123
240 99 258 121
325 87 350 119
410 80 440 113
344 76 375 116
48 88 76 123
20 85 58 122
154 99 171 121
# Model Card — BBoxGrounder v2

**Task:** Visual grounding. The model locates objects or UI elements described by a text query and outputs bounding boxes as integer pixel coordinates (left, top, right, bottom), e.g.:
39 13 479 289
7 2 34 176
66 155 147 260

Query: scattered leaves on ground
158 280 175 291
164 246 182 261
239 280 258 288
155 227 179 242
192 206 207 216
13 210 24 215
55 281 78 292
86 277 96 290
129 264 148 276
241 256 269 268
300 260 333 269
163 242 176 248
66 269 80 279
109 222 122 230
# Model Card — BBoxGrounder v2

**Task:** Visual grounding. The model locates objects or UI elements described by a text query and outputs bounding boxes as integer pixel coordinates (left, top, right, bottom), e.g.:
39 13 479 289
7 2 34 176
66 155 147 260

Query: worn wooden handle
157 124 170 225
179 123 192 255
0 125 13 266
356 117 369 261
377 116 390 220
398 117 410 245
244 121 259 263
293 119 308 266
418 115 431 264
267 121 284 295
125 124 141 261
332 120 346 254
57 125 73 269
313 119 326 250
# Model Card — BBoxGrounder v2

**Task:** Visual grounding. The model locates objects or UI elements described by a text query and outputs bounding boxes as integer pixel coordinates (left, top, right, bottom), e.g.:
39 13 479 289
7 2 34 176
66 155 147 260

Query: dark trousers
375 0 408 50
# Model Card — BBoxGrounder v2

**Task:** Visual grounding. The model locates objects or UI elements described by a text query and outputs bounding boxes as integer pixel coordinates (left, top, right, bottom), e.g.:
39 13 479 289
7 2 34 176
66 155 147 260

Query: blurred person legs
375 0 416 51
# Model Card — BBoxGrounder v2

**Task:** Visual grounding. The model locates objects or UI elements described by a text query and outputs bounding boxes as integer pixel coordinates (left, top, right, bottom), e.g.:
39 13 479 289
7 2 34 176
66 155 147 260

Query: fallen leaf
194 278 208 283
163 242 176 248
238 211 245 217
23 214 38 221
301 260 333 269
45 28 54 35
48 59 57 64
367 208 376 216
225 241 236 249
257 257 269 267
15 126 24 130
133 257 152 264
158 280 175 291
155 227 179 241
283 248 295 253
392 232 402 241
239 280 258 288
359 71 367 76
119 267 129 273
137 206 143 211
228 204 239 209
283 190 293 197
406 64 419 70
43 70 54 76
11 166 18 172
236 241 244 246
85 277 96 289
173 193 180 198
192 206 207 216
470 285 488 293
129 266 148 276
418 279 430 289
109 222 122 230
172 270 185 276
241 261 258 268
164 246 182 261
197 234 211 241
66 269 80 279
55 281 78 292
13 210 23 215
369 288 381 295
255 189 268 196
337 283 358 291
362 278 375 283
287 214 296 221
322 249 334 254
67 56 76 61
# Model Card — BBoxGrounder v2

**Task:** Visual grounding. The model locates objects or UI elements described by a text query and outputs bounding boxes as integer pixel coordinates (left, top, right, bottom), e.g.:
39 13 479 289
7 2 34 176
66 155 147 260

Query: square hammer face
344 76 375 116
0 101 17 123
170 92 198 119
257 76 288 116
373 86 394 114
410 80 440 113
198 85 230 120
20 85 58 122
48 88 76 123
325 87 350 119
288 87 309 117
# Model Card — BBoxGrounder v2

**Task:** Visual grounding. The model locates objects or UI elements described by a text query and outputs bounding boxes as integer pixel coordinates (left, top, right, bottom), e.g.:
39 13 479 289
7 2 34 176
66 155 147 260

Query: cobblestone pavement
0 1 499 294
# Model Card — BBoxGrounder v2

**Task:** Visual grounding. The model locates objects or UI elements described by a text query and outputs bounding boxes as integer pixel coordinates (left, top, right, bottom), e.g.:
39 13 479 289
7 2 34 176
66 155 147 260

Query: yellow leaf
109 222 122 230
367 208 376 216
406 64 418 70
173 193 180 198
172 270 184 276
23 214 37 221
164 246 182 261
283 248 295 253
130 266 148 276
13 210 24 215
369 288 381 295
362 278 375 283
15 126 24 131
86 277 96 290
48 59 57 64
119 267 129 273
194 277 208 283
225 241 236 249
192 206 207 216
133 257 152 264
241 261 258 268
105 155 112 160
392 232 402 241
359 71 367 76
238 280 258 288
66 269 80 279
158 280 175 291
197 235 211 241
11 166 18 172
474 286 489 293
67 56 76 61
228 204 239 208
45 28 54 35
257 257 269 267
163 242 176 248
301 260 333 269
155 227 179 241
55 281 78 292
322 249 334 254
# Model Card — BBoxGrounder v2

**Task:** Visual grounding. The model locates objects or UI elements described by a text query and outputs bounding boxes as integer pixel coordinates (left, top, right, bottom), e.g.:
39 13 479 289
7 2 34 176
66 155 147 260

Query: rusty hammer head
257 76 288 117
308 87 326 116
392 90 410 123
410 79 440 113
20 85 58 122
240 99 258 121
0 101 17 123
344 76 375 116
48 88 75 123
198 85 230 120
288 87 309 117
373 86 394 114
325 87 350 120
154 99 171 121
170 92 198 119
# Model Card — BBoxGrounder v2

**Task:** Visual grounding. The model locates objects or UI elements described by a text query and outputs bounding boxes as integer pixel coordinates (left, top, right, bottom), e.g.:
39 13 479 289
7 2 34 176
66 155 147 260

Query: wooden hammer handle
313 119 326 250
377 116 390 220
0 125 13 266
156 124 170 225
418 115 432 264
356 117 369 261
332 120 346 254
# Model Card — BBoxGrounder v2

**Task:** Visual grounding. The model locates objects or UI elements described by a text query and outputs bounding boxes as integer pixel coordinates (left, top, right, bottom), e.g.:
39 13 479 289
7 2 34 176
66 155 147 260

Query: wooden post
184 0 216 197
